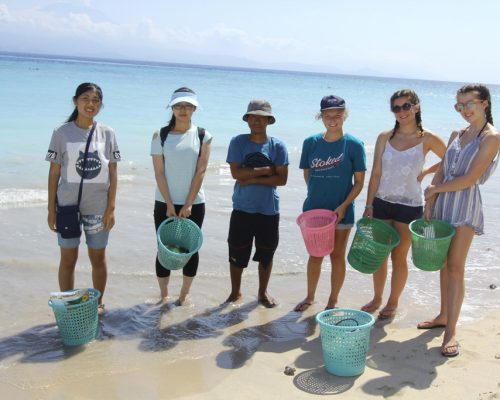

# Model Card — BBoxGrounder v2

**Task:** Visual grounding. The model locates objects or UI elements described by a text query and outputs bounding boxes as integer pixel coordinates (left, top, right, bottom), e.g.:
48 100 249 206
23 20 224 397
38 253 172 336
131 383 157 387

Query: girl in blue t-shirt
295 95 366 312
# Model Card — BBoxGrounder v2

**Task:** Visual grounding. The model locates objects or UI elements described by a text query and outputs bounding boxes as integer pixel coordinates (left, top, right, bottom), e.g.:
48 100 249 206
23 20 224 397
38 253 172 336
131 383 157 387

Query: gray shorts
58 214 109 249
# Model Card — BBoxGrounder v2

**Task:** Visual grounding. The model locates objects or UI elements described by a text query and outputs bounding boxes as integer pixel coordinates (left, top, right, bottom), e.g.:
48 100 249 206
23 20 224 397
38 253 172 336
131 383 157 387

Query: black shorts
227 210 279 268
373 197 422 224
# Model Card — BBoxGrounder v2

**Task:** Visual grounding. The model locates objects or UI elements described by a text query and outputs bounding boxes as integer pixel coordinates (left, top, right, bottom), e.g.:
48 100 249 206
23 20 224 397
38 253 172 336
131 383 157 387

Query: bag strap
76 122 97 207
160 126 205 158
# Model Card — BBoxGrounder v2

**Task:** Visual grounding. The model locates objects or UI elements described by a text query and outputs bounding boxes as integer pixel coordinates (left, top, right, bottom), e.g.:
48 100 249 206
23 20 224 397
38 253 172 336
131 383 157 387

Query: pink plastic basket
297 209 337 257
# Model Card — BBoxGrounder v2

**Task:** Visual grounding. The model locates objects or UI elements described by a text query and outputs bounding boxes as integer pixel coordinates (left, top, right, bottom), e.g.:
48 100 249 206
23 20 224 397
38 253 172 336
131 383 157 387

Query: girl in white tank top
360 89 446 320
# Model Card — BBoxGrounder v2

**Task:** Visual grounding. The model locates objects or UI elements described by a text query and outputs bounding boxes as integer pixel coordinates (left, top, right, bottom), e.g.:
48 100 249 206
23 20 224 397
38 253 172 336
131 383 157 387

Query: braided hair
457 83 494 125
390 89 424 140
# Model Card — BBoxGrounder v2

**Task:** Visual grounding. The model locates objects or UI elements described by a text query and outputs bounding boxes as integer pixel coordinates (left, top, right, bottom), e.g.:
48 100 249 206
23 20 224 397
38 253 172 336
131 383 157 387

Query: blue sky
1 0 499 84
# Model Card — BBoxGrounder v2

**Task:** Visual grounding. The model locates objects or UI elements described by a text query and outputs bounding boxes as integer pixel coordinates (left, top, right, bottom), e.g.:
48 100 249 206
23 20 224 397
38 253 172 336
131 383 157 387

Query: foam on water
0 188 47 208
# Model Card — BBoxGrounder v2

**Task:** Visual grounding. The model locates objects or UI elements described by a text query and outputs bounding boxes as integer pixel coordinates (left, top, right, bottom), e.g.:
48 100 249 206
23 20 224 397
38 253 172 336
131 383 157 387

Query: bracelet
364 205 373 209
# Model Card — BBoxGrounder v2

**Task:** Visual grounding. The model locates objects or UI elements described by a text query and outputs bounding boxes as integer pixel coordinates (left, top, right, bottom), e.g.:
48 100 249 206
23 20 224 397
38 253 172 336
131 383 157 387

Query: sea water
0 52 499 341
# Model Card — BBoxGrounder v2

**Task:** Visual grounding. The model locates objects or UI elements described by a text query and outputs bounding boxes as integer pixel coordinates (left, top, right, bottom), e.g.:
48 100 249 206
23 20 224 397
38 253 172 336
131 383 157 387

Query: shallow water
1 54 499 369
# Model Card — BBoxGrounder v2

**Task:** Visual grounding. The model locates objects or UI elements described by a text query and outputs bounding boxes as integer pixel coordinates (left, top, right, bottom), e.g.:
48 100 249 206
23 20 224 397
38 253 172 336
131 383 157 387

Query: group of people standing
46 82 500 358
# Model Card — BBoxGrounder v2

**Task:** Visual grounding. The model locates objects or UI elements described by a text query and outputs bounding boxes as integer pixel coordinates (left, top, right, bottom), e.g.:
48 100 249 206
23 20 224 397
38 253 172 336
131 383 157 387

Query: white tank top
376 141 425 206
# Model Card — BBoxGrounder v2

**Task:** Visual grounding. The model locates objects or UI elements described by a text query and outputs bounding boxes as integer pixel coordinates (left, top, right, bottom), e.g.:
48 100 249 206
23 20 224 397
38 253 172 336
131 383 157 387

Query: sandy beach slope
0 269 499 400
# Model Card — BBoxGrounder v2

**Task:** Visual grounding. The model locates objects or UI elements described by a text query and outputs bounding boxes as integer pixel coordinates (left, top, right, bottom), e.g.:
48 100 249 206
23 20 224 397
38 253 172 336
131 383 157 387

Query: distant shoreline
0 50 473 86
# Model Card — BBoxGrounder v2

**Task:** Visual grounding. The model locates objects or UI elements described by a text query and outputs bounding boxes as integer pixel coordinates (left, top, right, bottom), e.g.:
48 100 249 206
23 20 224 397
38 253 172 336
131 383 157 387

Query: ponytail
67 108 79 123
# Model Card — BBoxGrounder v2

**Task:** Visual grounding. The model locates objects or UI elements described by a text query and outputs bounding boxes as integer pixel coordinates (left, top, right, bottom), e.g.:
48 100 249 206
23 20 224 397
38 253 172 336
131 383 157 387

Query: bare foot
97 304 105 316
378 306 397 320
325 298 338 310
294 299 314 312
224 293 242 304
258 294 278 308
175 295 192 306
361 299 381 313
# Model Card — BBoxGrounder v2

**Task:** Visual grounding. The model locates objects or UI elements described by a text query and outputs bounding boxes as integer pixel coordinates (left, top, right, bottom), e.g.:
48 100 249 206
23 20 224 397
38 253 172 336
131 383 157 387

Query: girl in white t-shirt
150 87 212 305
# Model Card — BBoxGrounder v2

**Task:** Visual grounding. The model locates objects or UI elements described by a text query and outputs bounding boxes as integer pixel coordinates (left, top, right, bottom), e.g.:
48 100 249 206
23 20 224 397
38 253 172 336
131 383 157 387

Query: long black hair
390 89 424 140
457 83 494 125
66 82 103 123
165 87 196 130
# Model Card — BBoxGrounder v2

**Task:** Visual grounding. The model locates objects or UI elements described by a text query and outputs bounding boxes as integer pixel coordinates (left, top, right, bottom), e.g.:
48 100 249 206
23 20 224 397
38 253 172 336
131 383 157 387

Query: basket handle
334 317 360 332
334 317 359 326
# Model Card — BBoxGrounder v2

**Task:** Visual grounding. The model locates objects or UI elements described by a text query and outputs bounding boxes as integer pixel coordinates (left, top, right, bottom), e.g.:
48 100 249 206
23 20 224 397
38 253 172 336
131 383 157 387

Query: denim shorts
58 214 109 249
373 197 423 224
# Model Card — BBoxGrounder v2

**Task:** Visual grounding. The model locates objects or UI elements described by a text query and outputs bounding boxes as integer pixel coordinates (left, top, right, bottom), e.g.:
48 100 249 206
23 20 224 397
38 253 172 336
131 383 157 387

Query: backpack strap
197 127 205 158
160 126 205 158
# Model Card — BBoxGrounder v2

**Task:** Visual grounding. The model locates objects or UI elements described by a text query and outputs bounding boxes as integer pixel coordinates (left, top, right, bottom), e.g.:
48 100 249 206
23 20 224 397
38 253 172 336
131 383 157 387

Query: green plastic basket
157 217 203 270
409 219 455 271
347 218 400 274
48 288 100 346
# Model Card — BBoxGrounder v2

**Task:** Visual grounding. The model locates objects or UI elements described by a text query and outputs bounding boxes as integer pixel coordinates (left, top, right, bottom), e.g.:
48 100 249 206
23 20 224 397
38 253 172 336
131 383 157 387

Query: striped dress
432 132 499 235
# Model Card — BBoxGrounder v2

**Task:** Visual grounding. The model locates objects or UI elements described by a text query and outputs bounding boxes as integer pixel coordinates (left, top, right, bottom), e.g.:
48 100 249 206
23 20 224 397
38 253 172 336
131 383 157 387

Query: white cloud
0 4 10 20
0 4 304 59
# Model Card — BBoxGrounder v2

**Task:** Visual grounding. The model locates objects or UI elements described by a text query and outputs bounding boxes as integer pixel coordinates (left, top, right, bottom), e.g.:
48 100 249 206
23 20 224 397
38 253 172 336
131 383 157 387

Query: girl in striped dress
419 84 500 357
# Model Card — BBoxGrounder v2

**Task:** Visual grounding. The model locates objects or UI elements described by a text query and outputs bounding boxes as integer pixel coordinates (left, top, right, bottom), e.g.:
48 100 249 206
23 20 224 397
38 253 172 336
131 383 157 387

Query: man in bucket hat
225 100 288 308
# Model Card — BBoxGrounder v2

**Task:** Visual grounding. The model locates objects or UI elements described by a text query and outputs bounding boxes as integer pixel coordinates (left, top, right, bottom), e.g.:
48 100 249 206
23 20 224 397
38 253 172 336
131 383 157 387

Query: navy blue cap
320 95 346 111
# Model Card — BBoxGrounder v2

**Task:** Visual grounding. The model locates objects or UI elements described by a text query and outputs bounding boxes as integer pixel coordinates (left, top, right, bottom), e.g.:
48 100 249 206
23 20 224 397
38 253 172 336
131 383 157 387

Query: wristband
364 205 373 209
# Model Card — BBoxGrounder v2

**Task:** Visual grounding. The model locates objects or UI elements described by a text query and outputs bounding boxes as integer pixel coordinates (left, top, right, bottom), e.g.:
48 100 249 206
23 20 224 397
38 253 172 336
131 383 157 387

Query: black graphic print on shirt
76 150 102 179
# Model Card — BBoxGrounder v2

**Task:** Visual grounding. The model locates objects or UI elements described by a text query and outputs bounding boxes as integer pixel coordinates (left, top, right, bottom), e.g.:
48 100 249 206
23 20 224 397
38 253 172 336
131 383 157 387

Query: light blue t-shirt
299 133 366 224
150 125 212 205
226 134 289 215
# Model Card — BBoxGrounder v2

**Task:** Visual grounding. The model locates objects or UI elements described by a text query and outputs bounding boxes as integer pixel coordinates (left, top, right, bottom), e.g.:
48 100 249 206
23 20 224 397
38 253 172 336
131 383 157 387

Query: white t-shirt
150 125 212 205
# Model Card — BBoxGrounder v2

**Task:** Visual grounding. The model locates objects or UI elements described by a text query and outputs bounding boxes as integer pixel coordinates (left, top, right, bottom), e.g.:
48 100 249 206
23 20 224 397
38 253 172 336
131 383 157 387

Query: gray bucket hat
242 99 276 124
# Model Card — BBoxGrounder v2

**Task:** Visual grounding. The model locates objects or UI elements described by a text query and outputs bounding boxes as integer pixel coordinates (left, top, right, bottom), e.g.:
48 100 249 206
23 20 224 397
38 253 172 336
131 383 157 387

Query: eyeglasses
391 102 413 113
454 100 483 113
172 103 194 110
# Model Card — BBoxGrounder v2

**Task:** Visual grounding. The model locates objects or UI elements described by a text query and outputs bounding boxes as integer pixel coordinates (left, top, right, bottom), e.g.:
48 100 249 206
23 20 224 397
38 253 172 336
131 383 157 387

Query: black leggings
154 201 205 278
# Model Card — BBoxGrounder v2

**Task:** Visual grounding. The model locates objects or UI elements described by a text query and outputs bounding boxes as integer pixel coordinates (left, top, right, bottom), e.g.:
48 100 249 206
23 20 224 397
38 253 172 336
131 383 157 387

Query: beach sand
1 275 499 400
1 162 500 399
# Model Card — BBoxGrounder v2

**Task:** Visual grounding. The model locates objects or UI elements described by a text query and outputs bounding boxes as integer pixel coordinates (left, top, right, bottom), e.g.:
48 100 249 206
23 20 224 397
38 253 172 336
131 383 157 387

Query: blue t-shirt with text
299 133 366 224
227 134 289 215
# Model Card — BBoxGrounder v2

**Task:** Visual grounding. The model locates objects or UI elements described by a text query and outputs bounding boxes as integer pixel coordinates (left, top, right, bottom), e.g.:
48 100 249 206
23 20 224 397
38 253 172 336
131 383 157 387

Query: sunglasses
454 100 483 113
172 103 194 110
391 102 413 113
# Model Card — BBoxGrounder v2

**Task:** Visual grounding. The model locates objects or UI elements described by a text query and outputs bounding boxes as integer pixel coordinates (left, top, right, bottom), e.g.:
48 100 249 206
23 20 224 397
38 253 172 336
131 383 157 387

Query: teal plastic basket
157 217 203 270
316 308 375 376
348 218 400 274
409 219 455 271
48 288 101 346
